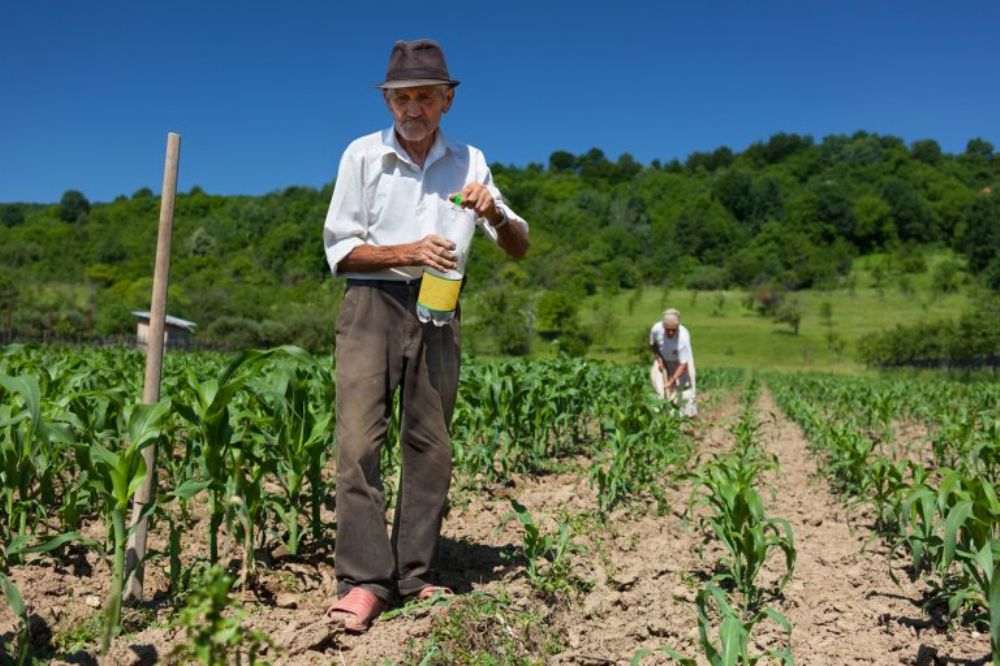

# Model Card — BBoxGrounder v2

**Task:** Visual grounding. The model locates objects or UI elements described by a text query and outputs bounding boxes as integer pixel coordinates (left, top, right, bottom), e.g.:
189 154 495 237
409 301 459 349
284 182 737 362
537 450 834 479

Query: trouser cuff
337 580 391 603
397 577 431 598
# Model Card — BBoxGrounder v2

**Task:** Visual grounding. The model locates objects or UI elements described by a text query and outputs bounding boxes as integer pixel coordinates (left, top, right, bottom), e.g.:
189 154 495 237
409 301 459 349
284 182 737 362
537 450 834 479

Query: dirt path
756 390 991 665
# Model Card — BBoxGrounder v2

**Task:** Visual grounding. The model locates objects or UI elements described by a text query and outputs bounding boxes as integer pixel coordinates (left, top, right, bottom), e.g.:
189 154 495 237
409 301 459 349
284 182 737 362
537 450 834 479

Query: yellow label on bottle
418 272 462 312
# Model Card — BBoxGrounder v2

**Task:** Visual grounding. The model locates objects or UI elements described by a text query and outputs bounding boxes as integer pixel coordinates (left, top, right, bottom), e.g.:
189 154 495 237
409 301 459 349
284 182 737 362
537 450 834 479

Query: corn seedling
497 499 578 595
631 582 794 665
168 564 277 666
84 399 171 652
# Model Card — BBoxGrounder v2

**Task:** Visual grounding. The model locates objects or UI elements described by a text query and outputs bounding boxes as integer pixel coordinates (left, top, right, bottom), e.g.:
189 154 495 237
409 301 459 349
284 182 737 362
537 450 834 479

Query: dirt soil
0 388 992 665
754 391 990 666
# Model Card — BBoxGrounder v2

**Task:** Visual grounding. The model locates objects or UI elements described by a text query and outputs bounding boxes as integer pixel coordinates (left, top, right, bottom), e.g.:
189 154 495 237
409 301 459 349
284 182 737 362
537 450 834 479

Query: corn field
0 344 995 664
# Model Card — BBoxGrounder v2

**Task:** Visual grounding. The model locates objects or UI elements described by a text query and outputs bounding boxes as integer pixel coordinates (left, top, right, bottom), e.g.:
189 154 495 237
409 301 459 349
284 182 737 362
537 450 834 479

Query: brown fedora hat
376 39 460 89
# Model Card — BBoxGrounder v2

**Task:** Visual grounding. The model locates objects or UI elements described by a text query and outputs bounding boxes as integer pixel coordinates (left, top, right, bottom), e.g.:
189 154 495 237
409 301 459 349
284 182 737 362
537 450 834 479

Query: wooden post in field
124 132 181 602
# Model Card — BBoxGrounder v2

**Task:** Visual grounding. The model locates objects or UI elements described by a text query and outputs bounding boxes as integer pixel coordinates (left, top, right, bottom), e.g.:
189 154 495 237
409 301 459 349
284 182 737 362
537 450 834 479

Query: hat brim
376 79 460 89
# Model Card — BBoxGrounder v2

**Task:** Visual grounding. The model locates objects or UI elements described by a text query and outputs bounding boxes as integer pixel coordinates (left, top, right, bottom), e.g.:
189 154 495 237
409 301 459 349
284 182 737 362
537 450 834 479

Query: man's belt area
346 277 422 289
345 276 468 290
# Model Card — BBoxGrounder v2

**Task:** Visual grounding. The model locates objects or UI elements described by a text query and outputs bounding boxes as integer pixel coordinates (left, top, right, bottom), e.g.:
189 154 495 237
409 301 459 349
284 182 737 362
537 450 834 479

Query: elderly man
322 39 528 633
649 308 697 417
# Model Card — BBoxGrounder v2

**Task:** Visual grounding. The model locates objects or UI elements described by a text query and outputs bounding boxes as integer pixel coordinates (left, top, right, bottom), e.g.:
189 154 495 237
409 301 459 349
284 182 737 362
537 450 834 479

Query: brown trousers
334 279 460 601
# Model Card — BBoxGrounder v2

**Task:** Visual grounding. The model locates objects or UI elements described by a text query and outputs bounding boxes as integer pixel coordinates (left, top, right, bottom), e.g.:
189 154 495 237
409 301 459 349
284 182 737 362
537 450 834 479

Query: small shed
131 311 196 349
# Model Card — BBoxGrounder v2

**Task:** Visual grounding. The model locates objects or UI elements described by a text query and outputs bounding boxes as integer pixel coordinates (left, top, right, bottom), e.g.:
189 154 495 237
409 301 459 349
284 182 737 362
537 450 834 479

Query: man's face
384 85 454 143
664 321 678 339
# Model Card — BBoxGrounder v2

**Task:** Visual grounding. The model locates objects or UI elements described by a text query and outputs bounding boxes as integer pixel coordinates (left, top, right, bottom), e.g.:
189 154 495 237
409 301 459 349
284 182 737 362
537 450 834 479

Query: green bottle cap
451 195 462 205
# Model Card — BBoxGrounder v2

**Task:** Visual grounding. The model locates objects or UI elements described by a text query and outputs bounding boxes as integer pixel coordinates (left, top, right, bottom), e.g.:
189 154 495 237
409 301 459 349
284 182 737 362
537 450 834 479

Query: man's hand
449 182 529 260
449 183 501 224
406 234 457 273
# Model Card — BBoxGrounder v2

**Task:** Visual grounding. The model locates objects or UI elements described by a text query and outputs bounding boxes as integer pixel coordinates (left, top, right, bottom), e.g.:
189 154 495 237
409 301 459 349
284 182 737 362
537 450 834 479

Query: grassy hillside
512 253 971 372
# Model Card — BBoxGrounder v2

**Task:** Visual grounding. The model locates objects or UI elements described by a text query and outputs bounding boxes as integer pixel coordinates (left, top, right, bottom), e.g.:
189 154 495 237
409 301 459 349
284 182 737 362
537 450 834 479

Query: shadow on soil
436 535 519 594
915 644 991 666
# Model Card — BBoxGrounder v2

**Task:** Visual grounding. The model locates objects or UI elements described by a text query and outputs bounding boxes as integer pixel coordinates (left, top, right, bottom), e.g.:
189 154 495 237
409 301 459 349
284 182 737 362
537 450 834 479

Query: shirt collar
380 126 451 170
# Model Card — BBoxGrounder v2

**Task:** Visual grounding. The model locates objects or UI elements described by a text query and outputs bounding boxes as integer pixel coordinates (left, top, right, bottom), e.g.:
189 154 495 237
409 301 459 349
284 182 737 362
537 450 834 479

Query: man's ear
442 88 455 113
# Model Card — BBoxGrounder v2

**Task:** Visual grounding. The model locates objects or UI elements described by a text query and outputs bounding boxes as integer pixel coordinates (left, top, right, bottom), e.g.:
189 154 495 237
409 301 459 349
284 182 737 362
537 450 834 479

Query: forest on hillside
1 131 998 354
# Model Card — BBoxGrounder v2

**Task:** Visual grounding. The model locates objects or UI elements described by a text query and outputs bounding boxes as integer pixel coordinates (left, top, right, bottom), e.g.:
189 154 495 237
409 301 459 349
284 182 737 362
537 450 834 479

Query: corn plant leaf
4 535 31 559
719 614 747 666
975 542 994 581
21 531 100 555
696 584 726 664
173 401 199 426
38 421 74 445
126 464 148 499
0 571 26 619
166 478 212 500
630 646 696 666
90 442 121 471
942 500 973 568
127 400 171 449
0 374 41 436
762 606 793 634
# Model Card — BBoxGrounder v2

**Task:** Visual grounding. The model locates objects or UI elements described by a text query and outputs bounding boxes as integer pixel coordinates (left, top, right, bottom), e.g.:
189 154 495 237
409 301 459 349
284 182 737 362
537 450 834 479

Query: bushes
858 295 1000 368
203 317 290 350
685 265 729 291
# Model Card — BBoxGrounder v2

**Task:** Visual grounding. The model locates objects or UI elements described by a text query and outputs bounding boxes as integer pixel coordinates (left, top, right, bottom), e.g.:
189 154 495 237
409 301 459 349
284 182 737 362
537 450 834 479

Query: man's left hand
449 183 500 224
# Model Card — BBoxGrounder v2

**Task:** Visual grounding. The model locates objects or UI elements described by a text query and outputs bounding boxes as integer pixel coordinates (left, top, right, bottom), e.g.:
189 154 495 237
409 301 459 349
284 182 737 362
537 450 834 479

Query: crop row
770 374 999 665
637 378 797 665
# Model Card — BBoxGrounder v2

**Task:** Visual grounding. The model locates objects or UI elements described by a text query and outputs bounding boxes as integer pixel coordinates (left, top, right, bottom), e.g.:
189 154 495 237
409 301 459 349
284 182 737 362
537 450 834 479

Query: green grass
395 589 564 665
570 254 972 373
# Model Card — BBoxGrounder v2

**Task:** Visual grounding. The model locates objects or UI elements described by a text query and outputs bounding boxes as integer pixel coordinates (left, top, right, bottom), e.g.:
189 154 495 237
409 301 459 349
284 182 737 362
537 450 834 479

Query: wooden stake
124 132 181 602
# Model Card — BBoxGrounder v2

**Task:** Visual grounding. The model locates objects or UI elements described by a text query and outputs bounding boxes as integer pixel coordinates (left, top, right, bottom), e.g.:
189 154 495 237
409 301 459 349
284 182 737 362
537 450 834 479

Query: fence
0 329 228 352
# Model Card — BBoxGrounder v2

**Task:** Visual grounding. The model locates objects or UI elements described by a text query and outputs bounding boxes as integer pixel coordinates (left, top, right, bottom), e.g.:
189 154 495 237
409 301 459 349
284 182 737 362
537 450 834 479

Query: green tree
910 139 942 164
187 227 219 258
713 169 754 222
578 148 614 181
0 205 24 227
853 194 894 251
744 132 814 166
614 153 642 182
931 258 964 293
0 273 17 329
535 291 579 333
674 197 738 265
812 181 856 242
58 189 90 223
775 298 802 335
882 178 934 242
963 194 1000 273
964 137 994 162
750 177 785 224
548 150 576 173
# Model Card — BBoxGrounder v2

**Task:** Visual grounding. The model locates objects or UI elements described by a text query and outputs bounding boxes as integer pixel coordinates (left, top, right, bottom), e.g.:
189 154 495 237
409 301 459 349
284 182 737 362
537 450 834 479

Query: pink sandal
326 587 386 633
417 585 454 602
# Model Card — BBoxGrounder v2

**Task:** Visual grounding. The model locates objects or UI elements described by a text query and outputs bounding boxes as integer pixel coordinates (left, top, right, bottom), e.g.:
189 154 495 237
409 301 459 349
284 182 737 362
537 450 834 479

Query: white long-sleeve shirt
323 127 525 281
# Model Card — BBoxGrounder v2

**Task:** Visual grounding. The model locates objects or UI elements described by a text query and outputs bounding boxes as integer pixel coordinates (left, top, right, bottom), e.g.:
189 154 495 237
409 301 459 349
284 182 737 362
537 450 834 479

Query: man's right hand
406 234 457 273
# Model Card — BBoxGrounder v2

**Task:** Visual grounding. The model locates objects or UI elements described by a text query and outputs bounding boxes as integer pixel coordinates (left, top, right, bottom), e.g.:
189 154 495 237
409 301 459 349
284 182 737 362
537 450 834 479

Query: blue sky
2 1 998 203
